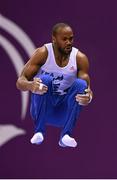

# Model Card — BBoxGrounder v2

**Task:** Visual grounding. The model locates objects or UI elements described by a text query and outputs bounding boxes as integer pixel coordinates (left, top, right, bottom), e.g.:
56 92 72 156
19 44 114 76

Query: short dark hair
52 23 71 36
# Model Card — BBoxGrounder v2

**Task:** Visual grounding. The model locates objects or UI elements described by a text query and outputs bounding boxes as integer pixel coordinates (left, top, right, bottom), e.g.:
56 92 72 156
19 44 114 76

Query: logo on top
70 66 75 71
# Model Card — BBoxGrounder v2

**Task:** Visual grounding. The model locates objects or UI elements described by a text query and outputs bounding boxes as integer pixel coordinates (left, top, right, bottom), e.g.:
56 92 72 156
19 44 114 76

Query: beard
58 46 72 55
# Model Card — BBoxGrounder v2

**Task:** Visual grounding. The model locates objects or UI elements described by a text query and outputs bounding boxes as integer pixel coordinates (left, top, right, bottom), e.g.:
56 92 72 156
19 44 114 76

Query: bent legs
30 75 87 147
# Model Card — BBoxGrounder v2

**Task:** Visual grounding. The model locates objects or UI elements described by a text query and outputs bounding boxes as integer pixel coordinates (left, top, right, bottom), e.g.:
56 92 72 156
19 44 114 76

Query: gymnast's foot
59 134 77 148
30 132 44 145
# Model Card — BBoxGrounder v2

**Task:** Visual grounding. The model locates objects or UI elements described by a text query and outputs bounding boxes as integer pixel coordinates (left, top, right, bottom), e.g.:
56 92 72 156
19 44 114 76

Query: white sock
61 134 77 147
30 132 44 145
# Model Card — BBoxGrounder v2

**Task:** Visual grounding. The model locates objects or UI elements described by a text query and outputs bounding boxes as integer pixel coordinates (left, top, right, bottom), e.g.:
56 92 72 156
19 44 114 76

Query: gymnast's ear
52 35 56 43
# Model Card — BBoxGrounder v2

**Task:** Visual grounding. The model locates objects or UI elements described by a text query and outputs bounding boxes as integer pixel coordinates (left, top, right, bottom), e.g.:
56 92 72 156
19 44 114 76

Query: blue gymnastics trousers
30 74 87 138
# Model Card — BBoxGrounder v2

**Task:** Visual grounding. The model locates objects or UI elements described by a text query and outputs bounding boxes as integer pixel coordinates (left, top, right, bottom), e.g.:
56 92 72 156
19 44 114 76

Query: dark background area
0 0 117 178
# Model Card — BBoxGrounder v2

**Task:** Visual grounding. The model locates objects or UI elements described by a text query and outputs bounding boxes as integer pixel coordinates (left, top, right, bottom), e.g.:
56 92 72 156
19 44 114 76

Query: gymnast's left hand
75 88 93 106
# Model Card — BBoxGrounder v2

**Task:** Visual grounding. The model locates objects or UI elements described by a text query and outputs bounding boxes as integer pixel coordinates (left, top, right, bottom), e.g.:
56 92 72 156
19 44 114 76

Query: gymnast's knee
73 78 88 94
36 74 53 87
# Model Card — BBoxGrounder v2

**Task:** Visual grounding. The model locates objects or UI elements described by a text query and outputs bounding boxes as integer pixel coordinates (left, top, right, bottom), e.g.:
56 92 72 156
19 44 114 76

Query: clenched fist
30 77 48 95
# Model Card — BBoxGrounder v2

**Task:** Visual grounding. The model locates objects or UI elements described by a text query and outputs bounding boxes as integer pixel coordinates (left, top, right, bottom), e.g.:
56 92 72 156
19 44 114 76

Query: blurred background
0 0 116 178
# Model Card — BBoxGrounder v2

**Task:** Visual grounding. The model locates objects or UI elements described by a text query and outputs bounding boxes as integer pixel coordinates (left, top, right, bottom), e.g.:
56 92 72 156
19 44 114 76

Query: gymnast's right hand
30 77 48 95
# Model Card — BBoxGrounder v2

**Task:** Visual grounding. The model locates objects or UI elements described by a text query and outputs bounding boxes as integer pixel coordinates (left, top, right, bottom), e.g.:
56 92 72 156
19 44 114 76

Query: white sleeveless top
38 43 78 95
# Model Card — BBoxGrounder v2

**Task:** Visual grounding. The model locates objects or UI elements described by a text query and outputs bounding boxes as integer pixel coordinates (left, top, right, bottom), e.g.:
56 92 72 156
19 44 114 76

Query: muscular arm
76 51 93 105
16 46 48 91
77 51 90 87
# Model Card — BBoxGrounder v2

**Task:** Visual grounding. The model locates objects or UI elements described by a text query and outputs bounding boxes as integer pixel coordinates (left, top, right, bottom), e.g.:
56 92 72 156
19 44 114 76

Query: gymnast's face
53 26 74 55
